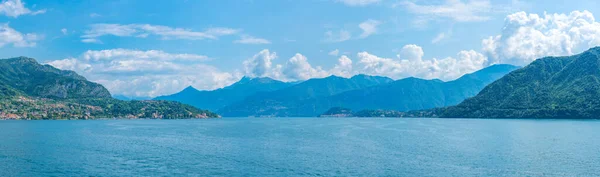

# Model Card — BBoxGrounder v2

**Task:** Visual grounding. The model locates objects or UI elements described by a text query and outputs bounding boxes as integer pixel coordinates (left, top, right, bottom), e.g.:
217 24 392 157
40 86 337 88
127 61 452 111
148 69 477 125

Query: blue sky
1 0 600 97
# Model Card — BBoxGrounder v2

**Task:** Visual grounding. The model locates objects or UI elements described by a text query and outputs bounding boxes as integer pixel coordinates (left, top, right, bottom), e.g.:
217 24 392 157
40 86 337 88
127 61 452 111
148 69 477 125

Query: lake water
1 118 599 176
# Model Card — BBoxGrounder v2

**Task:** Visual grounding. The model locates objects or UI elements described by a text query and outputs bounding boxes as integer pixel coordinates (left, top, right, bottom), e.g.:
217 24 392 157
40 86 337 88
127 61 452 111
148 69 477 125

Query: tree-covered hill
0 57 219 120
0 57 111 99
442 47 600 118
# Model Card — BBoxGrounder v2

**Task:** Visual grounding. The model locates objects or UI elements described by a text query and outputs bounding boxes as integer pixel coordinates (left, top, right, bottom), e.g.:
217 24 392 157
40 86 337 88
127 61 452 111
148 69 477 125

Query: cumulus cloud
242 45 488 82
483 10 600 66
358 44 487 80
359 19 381 38
330 55 354 78
336 0 380 6
47 58 92 72
81 23 241 43
324 30 351 43
398 44 424 61
0 23 40 47
282 53 329 80
243 49 282 79
243 49 332 81
400 0 493 23
47 49 236 97
0 0 46 17
234 35 271 44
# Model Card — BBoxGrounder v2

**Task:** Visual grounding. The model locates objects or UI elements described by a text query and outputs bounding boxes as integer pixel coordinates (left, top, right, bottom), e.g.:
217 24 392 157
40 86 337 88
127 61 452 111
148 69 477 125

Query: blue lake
1 118 599 176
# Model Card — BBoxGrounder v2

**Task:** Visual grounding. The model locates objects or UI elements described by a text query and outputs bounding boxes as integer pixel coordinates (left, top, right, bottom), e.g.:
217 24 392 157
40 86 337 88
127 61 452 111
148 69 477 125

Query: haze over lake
1 118 598 176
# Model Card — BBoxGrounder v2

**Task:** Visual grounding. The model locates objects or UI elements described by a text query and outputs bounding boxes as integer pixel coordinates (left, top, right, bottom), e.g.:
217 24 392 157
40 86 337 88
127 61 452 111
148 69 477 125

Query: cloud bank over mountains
47 49 236 97
42 10 600 97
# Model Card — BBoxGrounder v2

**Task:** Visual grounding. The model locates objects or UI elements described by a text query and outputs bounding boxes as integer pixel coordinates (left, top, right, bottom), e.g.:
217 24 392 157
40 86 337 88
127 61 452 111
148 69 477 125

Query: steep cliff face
0 57 111 99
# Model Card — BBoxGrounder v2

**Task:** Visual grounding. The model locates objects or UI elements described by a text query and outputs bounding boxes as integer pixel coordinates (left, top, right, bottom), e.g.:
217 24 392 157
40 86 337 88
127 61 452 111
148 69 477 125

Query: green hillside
0 57 218 120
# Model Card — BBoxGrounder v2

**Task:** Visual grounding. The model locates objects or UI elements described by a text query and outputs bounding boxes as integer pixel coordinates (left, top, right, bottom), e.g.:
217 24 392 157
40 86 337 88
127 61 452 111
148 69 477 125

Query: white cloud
0 23 39 47
336 0 380 6
328 49 340 56
82 48 209 62
46 49 235 97
401 0 493 23
47 58 92 72
61 28 67 35
30 8 44 15
358 44 487 80
243 49 281 79
483 10 600 66
242 46 487 82
204 27 240 36
82 23 241 43
431 32 446 44
89 13 101 18
0 0 46 17
324 30 351 43
234 35 271 44
330 55 354 77
359 19 381 38
243 49 331 81
282 53 329 80
398 44 424 61
81 38 101 44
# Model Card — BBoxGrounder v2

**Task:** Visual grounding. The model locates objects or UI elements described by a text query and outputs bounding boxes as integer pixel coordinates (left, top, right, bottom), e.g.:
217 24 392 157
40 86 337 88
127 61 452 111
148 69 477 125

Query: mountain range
318 64 519 112
0 57 218 120
154 77 293 111
6 47 599 119
218 74 394 117
216 65 516 117
441 47 600 118
156 64 518 117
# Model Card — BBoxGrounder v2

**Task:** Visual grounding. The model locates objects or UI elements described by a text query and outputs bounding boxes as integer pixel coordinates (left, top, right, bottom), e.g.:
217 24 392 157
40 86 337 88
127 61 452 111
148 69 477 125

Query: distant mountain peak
399 76 423 81
252 77 277 82
5 56 37 64
239 76 253 82
324 75 344 79
393 77 432 84
351 74 376 78
350 74 393 82
182 86 199 92
454 64 519 82
350 74 373 79
235 76 280 85
154 75 293 111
